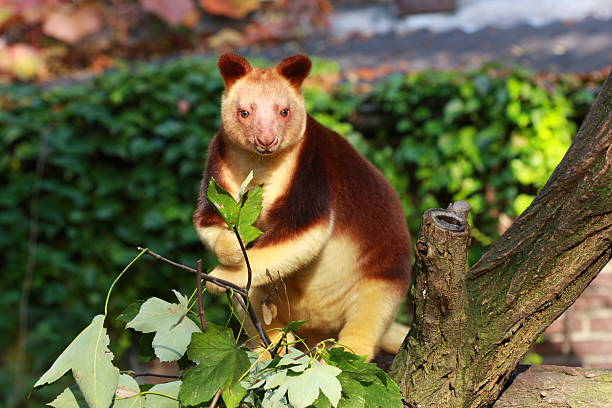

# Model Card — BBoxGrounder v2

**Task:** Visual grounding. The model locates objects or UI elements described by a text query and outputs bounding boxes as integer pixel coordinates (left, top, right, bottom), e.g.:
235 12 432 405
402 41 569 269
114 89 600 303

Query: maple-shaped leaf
139 0 196 25
113 374 141 407
180 323 250 407
200 0 260 19
126 290 201 362
268 360 342 408
35 315 119 408
42 4 102 44
111 375 181 408
145 381 182 407
47 386 86 408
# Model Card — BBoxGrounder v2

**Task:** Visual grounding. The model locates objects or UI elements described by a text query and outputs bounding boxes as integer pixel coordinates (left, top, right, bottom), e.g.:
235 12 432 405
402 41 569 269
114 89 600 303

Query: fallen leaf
140 0 196 26
200 0 259 19
43 4 102 44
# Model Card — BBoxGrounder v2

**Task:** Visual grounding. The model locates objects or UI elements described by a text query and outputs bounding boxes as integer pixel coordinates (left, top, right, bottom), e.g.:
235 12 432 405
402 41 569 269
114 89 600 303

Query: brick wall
534 260 612 368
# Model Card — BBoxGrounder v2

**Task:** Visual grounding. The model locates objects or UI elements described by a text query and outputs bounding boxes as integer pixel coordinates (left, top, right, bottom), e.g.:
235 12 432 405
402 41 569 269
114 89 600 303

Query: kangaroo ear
276 54 311 89
218 53 252 89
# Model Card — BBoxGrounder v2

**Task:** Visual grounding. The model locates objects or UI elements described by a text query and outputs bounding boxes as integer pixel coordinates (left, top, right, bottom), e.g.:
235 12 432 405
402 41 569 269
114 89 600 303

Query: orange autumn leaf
200 0 259 19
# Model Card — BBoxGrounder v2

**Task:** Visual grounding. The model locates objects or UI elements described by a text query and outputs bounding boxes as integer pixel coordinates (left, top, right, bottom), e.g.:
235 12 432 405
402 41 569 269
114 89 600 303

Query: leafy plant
32 173 402 408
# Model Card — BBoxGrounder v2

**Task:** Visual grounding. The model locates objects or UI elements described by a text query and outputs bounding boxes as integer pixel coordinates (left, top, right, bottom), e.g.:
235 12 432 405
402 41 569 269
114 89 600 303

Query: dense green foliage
0 56 598 406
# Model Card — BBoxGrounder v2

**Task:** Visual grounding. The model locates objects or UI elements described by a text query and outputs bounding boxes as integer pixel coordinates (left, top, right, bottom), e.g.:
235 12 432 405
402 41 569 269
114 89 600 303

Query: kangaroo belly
253 234 361 342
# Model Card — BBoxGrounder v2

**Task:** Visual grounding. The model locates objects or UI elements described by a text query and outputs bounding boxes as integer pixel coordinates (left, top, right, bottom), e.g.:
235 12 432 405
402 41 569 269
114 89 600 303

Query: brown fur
193 54 412 360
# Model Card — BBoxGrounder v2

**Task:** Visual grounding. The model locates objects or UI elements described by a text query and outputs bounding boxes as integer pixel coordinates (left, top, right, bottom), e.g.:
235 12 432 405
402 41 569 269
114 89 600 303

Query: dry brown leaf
200 0 259 19
262 302 277 326
139 0 196 26
0 43 44 80
207 28 245 51
42 4 102 44
115 384 139 399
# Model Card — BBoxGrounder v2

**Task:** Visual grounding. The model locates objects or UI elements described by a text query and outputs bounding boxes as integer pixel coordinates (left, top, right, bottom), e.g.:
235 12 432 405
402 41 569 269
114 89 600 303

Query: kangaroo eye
239 110 249 118
280 109 289 117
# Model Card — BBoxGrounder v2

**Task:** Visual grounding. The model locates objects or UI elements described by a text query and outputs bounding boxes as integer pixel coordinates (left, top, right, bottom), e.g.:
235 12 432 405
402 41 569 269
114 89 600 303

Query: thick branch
391 73 612 407
465 73 612 407
493 366 612 408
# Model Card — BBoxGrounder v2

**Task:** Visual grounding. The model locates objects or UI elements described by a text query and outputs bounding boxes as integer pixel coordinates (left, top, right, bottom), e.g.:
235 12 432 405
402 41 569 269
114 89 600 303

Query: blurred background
1 0 611 406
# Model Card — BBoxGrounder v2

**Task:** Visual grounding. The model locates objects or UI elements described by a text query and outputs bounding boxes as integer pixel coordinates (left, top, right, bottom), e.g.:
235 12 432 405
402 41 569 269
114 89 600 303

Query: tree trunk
390 73 612 407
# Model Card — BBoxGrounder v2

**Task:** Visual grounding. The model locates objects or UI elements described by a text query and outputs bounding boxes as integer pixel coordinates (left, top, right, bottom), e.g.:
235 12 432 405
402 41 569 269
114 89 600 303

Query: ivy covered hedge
0 56 599 405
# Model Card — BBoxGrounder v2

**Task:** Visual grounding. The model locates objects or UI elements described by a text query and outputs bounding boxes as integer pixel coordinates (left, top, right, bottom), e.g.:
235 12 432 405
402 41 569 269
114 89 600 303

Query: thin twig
196 259 207 330
137 247 273 356
121 371 181 379
294 339 336 361
270 332 287 357
137 247 247 296
210 388 222 408
232 225 253 294
233 294 274 355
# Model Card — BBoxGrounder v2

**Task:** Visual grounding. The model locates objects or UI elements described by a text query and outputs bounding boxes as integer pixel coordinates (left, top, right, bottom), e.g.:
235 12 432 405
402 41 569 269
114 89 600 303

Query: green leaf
324 348 380 382
237 224 263 247
126 291 201 362
324 348 402 408
282 320 308 333
336 374 366 408
361 374 403 408
312 393 333 408
222 378 248 408
207 177 240 225
47 386 86 408
145 381 181 408
113 374 142 407
35 315 120 408
237 169 254 200
117 300 145 323
237 185 263 245
180 323 250 407
269 360 342 408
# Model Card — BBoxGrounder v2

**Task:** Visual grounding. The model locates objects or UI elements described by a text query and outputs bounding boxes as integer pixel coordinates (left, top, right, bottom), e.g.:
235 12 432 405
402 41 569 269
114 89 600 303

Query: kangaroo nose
256 135 278 148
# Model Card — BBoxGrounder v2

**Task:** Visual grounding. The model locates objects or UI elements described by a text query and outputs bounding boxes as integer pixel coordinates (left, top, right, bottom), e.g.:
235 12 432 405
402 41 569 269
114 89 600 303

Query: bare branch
120 370 181 379
196 259 207 330
210 389 222 408
136 247 247 296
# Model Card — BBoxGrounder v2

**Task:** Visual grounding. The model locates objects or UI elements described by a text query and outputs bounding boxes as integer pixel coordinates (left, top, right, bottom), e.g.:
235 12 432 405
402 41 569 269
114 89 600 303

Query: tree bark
390 73 612 407
493 365 612 408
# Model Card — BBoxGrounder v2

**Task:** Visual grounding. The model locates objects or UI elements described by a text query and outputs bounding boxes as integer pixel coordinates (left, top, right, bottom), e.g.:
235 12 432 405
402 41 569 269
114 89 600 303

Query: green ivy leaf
207 177 240 226
126 291 200 362
34 315 119 408
180 323 250 407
